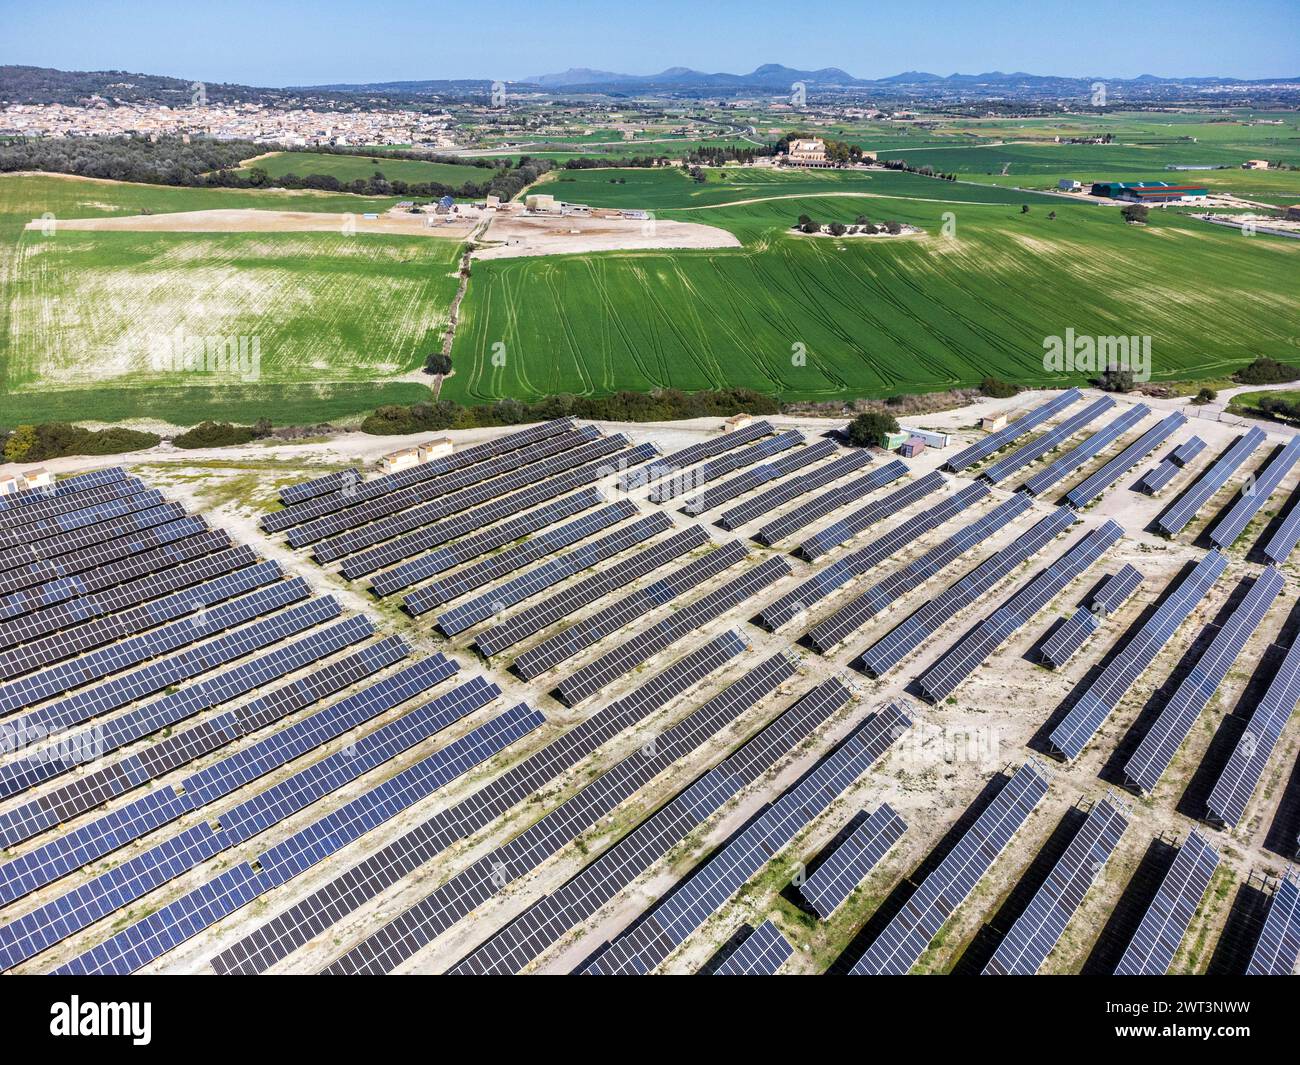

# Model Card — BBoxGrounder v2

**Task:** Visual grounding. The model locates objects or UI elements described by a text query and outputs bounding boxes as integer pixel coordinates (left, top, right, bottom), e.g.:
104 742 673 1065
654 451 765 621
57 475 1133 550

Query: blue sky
2 0 1296 85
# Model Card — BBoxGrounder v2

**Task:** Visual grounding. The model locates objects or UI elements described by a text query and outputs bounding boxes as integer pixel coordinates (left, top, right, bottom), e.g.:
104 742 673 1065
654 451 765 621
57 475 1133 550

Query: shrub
845 411 900 448
1234 356 1300 385
172 421 258 449
978 376 1020 399
1191 387 1218 405
1098 366 1135 393
423 352 453 376
3 422 158 461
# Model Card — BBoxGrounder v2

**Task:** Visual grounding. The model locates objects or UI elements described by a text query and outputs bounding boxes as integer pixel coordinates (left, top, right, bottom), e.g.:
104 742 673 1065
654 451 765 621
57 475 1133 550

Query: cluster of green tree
423 352 453 375
1252 395 1300 424
562 156 672 170
879 159 959 181
979 376 1021 398
1 422 159 463
683 164 708 183
172 419 273 449
1098 366 1136 392
682 145 773 166
1122 203 1150 224
360 388 780 436
774 134 865 165
1234 356 1300 385
793 213 902 235
845 411 901 448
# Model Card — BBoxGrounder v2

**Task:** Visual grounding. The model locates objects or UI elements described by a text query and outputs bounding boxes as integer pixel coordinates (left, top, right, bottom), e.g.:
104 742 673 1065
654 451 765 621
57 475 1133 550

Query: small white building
23 468 51 489
898 427 951 448
980 413 1007 432
723 413 756 432
0 475 21 496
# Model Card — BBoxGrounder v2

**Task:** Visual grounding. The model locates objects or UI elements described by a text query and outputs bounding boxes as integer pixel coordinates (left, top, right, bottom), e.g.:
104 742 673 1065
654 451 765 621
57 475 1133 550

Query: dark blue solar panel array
806 492 1032 654
449 676 854 975
752 460 909 546
275 418 574 508
944 390 1082 473
798 804 907 919
210 632 749 975
1157 426 1267 536
981 396 1115 484
1114 830 1219 975
512 539 745 678
1245 870 1300 976
0 476 145 533
717 449 873 531
0 501 188 575
756 476 973 631
581 704 912 976
916 520 1123 703
0 467 127 517
618 421 774 492
55 701 545 975
1047 550 1228 761
1093 564 1145 616
475 525 708 658
849 761 1050 975
1137 458 1181 495
1263 484 1300 564
1172 437 1206 466
983 796 1128 975
434 511 671 634
1039 608 1100 669
1021 404 1150 497
1124 567 1283 793
402 499 638 616
649 430 803 503
1205 619 1300 827
0 656 475 971
797 470 954 561
683 439 837 516
323 651 801 975
0 488 167 555
555 555 791 705
1210 435 1300 548
1065 412 1187 509
713 921 794 975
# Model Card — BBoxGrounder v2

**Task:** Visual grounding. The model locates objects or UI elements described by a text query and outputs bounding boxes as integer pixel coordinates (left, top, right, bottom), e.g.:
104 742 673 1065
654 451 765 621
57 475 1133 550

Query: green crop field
246 151 493 187
444 164 1300 405
0 174 455 426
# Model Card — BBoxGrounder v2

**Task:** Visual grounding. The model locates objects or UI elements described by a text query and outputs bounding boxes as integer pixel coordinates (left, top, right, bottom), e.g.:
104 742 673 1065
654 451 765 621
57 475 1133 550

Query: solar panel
717 448 873 530
756 477 978 631
402 499 637 616
1047 550 1228 761
0 476 145 533
448 676 854 975
0 467 127 518
944 390 1082 472
1263 483 1300 564
1172 436 1206 466
806 492 1031 654
52 701 544 975
276 418 574 506
1123 567 1283 793
1039 608 1100 669
1114 831 1219 975
0 610 373 809
1137 458 1181 496
916 520 1123 703
322 650 800 975
983 796 1129 975
319 434 642 565
1245 870 1300 976
0 502 188 576
0 488 166 555
554 555 791 705
0 528 231 625
798 804 907 919
1092 564 1144 615
0 656 473 972
848 761 1050 975
1157 426 1268 537
1021 404 1150 497
365 485 613 594
1205 610 1300 827
713 921 795 975
753 460 909 546
475 525 707 658
683 439 837 517
582 704 912 975
0 515 208 598
1210 434 1300 548
511 539 746 678
796 468 950 560
434 511 670 633
278 427 602 544
981 396 1115 484
619 421 774 492
210 632 749 975
649 430 803 504
858 507 1077 677
1065 412 1187 509
0 573 306 716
